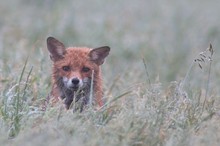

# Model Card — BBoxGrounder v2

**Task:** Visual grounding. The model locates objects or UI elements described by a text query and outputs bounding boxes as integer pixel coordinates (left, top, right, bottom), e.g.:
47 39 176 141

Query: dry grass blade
99 91 132 110
202 44 214 113
21 66 33 100
89 70 95 108
142 58 151 87
209 44 213 56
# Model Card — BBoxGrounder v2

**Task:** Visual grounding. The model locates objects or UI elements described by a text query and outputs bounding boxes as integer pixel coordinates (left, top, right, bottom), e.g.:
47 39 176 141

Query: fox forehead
66 47 91 58
55 47 94 68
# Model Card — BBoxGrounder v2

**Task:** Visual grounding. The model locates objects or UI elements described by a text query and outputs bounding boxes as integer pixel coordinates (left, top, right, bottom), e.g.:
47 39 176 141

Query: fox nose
71 78 80 85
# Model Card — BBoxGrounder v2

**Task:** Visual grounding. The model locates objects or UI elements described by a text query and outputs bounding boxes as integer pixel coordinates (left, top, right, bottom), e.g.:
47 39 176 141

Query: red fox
46 37 110 111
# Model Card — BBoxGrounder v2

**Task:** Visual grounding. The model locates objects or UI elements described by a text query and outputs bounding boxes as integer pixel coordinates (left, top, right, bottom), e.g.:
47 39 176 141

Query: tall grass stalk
142 58 152 87
13 58 29 137
89 70 94 108
180 61 195 90
202 44 214 113
2 58 33 138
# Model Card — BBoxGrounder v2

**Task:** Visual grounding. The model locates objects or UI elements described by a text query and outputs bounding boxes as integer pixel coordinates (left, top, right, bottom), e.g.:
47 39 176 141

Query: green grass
1 0 220 145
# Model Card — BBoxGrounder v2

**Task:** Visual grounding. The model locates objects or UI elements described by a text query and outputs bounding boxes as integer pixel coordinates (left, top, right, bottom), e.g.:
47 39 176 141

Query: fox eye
82 67 90 72
62 66 70 71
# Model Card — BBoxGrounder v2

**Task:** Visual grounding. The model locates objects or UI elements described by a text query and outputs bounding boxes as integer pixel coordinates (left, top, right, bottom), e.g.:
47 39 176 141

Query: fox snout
72 78 80 85
63 77 84 91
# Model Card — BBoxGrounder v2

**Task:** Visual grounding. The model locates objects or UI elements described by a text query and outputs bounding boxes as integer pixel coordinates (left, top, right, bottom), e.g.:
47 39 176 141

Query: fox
46 37 110 111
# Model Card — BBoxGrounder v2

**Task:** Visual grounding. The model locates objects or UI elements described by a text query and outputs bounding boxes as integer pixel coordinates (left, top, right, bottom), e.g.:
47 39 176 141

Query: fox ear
47 37 66 61
89 46 110 65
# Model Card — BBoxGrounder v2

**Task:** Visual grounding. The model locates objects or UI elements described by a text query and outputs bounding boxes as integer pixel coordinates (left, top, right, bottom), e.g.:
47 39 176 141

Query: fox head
47 37 110 92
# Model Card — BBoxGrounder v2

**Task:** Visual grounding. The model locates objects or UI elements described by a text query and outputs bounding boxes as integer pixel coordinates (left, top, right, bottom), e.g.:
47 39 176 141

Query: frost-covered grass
1 0 220 145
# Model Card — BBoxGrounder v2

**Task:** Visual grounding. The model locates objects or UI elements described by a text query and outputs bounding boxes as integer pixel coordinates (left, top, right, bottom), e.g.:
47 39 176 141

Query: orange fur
46 37 110 111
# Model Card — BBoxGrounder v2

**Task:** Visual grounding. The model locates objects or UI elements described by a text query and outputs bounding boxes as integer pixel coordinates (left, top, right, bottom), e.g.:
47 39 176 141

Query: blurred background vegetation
1 0 220 81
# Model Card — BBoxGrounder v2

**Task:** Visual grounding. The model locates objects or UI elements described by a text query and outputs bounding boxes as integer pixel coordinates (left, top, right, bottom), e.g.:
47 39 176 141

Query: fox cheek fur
47 37 110 111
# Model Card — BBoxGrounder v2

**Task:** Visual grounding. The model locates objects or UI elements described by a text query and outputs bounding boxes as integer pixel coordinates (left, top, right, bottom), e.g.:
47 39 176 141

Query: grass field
1 0 220 145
